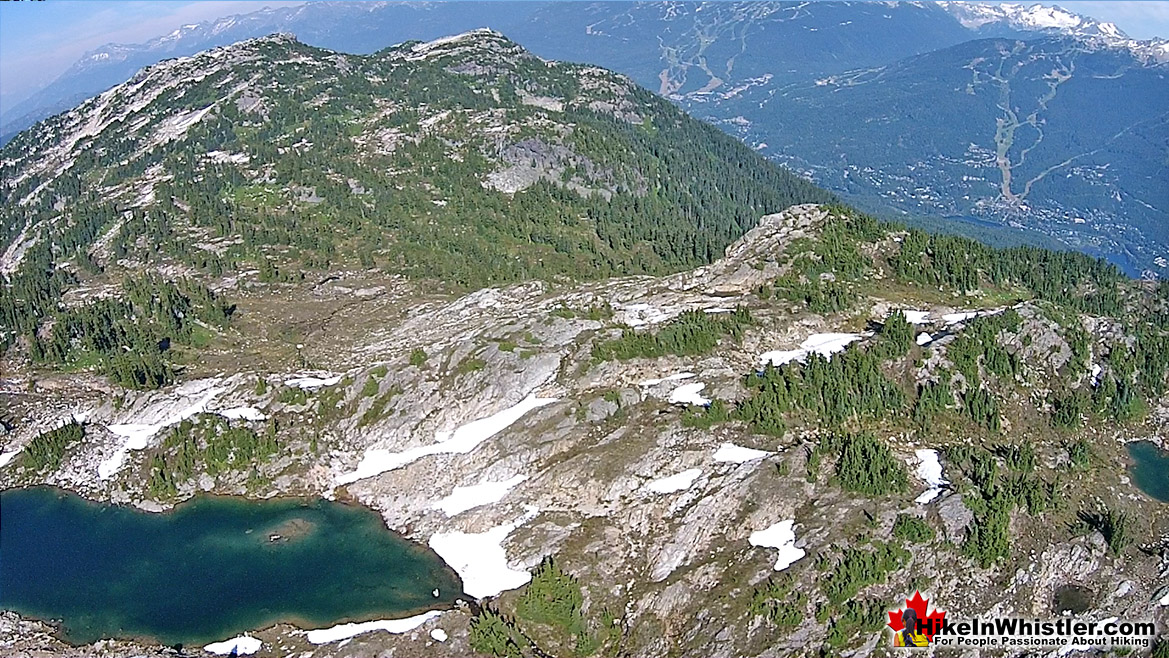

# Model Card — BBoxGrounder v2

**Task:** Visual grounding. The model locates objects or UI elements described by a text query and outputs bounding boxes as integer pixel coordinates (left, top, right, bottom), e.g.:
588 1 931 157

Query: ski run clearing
304 611 443 644
335 394 558 486
749 520 806 571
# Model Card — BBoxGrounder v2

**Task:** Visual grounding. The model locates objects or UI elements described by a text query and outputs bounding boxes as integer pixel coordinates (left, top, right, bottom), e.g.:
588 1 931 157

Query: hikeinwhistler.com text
921 616 1158 650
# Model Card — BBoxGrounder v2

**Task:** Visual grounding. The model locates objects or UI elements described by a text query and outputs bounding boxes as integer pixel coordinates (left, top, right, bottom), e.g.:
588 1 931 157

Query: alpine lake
1126 440 1169 503
0 486 463 647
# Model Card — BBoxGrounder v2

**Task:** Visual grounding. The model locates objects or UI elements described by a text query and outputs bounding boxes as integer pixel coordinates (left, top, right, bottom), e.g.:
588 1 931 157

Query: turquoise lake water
1126 441 1169 503
0 487 462 646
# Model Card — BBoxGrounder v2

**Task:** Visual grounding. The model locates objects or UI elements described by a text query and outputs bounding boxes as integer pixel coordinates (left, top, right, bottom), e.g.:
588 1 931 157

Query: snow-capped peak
939 2 1168 65
939 1 1120 36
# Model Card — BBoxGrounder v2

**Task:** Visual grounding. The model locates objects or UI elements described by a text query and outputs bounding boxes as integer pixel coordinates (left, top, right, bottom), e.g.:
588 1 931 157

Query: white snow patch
284 374 343 389
336 395 558 485
916 332 933 346
942 309 1003 325
901 310 931 324
942 311 980 324
759 332 865 367
713 442 772 463
913 449 949 504
429 508 539 599
1114 581 1132 597
434 474 528 517
0 222 37 275
100 380 225 480
430 628 448 642
305 611 442 644
640 372 695 387
153 105 214 144
749 520 806 571
668 382 710 406
206 150 250 164
0 449 21 468
644 468 702 494
204 635 262 655
217 406 267 422
619 303 671 327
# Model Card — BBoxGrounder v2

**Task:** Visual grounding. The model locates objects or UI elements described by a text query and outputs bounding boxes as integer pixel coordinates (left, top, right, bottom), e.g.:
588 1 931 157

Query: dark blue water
1126 441 1169 503
0 487 462 646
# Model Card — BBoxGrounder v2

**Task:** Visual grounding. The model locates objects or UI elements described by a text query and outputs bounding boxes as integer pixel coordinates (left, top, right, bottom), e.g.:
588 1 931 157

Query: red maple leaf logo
887 591 947 641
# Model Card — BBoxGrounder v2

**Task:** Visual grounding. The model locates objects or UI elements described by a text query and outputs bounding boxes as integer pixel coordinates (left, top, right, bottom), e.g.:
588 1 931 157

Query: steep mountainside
1 202 1167 657
2 19 1168 658
0 2 543 141
711 35 1169 275
4 2 1166 275
3 0 1066 142
0 30 830 386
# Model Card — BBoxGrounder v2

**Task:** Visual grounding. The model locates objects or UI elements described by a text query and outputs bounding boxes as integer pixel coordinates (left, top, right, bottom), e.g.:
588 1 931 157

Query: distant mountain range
3 1 1166 274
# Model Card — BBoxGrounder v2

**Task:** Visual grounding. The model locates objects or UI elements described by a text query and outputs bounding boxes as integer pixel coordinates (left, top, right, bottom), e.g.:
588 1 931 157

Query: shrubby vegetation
592 307 751 361
886 227 1124 315
470 608 526 658
892 514 935 544
749 577 805 630
21 421 84 472
810 432 908 496
820 541 910 605
1079 508 1133 556
516 557 584 635
912 372 953 426
409 348 428 366
146 415 278 498
475 556 617 657
764 275 856 314
946 444 1054 567
823 599 888 649
737 348 905 430
14 264 232 389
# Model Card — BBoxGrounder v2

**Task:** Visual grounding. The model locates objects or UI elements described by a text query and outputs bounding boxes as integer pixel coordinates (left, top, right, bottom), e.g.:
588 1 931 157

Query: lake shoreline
0 485 469 649
2 600 469 651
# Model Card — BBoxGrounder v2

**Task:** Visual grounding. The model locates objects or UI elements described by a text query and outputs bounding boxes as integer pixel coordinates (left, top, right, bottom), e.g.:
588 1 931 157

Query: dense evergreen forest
0 33 832 386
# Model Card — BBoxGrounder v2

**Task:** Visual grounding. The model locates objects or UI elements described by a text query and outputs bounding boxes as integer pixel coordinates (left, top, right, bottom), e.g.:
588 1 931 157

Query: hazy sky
2 0 1168 116
0 1 304 112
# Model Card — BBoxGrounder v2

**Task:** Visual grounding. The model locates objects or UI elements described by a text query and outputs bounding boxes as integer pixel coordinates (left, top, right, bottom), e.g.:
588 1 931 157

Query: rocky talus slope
2 204 1166 657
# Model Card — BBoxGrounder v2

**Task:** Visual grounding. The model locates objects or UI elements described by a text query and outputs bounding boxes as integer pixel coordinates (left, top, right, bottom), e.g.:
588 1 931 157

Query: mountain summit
0 29 830 383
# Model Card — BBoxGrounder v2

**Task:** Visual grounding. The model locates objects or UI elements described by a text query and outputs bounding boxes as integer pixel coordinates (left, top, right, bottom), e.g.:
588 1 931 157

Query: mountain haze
1 25 1168 658
3 2 1166 276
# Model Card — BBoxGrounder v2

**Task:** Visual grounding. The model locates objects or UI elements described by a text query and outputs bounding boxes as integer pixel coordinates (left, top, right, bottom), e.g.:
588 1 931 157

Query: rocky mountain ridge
2 203 1167 657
